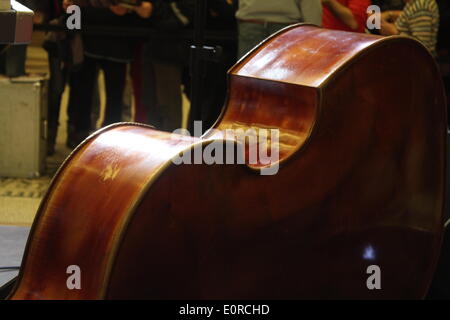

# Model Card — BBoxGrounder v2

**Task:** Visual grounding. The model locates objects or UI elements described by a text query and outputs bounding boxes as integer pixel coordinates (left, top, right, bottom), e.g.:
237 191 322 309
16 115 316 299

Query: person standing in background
35 0 71 155
380 0 439 57
64 0 152 148
140 0 195 132
322 0 371 33
236 0 322 58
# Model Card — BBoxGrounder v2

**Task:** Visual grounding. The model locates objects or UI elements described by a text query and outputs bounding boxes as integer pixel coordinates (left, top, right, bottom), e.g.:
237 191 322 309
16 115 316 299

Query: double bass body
8 25 446 299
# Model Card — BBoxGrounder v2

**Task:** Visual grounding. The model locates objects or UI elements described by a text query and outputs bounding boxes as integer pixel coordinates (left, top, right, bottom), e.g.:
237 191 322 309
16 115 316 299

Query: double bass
6 25 447 299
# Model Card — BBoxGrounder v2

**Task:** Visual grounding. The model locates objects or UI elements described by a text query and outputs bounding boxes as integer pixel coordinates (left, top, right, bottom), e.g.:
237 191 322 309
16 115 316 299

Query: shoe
47 142 55 156
66 126 90 149
47 127 57 156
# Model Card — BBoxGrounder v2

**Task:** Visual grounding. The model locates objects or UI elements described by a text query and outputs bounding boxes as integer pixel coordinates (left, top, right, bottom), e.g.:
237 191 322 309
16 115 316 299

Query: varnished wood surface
10 126 201 299
9 25 447 299
233 25 381 87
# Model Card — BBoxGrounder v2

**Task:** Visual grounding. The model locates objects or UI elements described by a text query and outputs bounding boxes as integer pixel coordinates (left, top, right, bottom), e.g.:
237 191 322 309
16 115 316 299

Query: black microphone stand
188 0 222 135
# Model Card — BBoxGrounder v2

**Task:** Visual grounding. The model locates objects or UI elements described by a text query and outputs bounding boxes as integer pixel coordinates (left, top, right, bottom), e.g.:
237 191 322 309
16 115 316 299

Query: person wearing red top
322 0 371 33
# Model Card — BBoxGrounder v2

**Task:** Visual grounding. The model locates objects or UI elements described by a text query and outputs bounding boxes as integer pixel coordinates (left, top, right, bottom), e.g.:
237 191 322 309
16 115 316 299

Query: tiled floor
0 33 70 226
0 32 190 226
0 148 69 225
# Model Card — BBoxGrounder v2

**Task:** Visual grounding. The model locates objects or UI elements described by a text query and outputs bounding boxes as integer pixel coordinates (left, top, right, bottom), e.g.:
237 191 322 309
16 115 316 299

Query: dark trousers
68 55 127 134
131 43 146 124
47 49 69 143
140 39 187 133
142 54 182 133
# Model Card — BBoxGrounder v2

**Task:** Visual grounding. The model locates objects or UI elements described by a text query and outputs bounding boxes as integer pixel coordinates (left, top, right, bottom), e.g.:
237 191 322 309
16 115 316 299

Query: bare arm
322 0 358 30
380 21 399 35
381 10 402 23
132 1 153 18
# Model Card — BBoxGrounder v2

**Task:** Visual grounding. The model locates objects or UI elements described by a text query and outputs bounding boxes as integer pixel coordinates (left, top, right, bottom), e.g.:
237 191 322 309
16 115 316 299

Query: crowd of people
0 0 447 155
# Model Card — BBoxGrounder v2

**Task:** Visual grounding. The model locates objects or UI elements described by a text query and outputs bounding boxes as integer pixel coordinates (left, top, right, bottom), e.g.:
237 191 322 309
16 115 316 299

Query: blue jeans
238 21 292 59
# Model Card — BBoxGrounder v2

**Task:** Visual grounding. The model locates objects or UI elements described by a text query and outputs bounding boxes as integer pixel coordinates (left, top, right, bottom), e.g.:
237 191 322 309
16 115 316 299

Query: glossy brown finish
10 126 200 299
233 25 381 87
9 25 446 299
